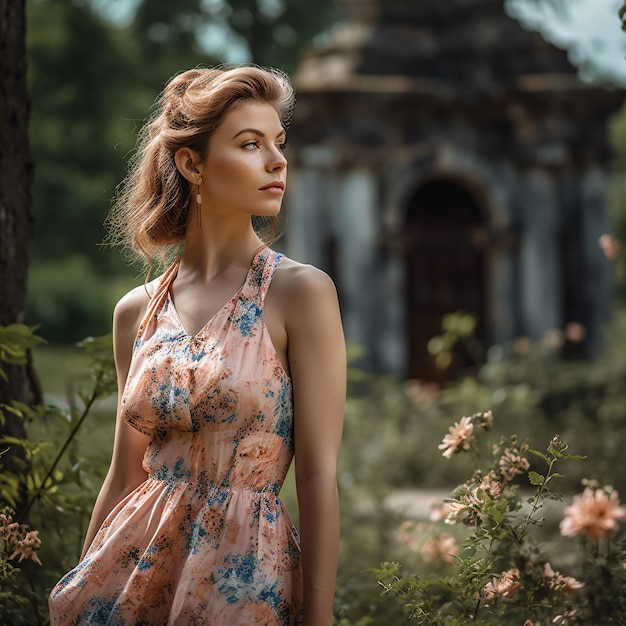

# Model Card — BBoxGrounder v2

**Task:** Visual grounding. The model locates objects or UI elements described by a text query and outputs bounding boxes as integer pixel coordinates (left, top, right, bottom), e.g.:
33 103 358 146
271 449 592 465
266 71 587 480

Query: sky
507 0 626 84
92 0 626 84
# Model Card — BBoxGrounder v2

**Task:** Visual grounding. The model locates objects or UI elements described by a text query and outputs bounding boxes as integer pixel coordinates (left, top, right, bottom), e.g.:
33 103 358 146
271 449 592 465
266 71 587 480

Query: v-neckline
166 250 264 340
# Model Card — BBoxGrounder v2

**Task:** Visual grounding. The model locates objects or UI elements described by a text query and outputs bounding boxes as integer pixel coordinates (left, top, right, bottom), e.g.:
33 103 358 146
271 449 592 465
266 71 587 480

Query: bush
0 328 116 625
370 415 626 625
334 310 626 623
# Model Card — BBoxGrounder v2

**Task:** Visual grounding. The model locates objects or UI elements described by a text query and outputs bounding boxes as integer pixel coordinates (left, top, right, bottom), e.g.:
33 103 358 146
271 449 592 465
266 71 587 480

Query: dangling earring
196 179 202 228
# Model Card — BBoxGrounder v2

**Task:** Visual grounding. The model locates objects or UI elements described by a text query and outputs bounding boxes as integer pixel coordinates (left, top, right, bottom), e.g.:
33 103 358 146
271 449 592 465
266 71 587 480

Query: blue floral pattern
49 249 302 625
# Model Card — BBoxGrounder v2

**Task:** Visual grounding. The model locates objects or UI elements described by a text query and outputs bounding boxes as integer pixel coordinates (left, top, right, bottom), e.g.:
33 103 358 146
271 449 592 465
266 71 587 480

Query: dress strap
135 258 181 342
242 248 283 305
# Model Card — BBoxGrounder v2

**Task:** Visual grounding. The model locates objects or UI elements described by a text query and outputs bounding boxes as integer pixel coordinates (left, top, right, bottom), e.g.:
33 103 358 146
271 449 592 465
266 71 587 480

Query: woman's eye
243 140 259 150
277 140 288 153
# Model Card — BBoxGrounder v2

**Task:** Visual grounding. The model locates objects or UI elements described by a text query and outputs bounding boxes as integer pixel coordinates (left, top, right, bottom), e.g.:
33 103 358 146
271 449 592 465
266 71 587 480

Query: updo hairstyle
106 66 295 270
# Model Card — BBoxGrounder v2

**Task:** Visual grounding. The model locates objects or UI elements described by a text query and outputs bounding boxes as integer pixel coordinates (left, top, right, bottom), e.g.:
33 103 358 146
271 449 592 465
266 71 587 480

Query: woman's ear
174 147 203 185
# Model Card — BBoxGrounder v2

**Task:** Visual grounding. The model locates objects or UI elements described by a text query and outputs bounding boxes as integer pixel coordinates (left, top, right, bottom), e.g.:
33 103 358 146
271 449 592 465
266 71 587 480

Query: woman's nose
266 147 287 172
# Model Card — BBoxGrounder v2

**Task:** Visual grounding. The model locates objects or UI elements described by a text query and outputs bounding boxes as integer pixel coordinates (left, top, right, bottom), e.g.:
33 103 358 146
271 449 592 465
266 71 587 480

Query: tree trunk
0 0 37 454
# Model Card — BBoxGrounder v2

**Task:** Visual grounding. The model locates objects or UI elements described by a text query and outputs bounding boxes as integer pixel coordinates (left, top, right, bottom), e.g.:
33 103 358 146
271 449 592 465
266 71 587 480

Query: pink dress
49 248 303 625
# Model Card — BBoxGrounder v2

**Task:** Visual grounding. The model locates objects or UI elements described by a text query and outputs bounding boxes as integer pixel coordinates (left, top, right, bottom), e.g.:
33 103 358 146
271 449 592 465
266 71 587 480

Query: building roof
297 0 624 108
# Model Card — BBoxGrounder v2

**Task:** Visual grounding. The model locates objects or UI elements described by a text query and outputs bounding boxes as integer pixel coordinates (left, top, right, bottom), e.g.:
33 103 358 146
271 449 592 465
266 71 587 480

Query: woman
49 66 345 625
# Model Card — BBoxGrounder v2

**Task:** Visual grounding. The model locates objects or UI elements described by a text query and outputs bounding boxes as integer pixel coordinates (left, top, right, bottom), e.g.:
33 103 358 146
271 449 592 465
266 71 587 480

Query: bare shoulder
112 276 160 343
114 282 151 326
270 256 341 338
272 256 338 305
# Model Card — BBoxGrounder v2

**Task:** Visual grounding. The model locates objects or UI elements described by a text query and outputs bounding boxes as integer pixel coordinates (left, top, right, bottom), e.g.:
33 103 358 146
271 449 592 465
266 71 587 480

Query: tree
0 0 38 462
193 0 340 71
27 0 140 270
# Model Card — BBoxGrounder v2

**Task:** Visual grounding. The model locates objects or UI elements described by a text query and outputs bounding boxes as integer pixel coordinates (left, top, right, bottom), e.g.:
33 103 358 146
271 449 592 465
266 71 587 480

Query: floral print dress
49 248 303 625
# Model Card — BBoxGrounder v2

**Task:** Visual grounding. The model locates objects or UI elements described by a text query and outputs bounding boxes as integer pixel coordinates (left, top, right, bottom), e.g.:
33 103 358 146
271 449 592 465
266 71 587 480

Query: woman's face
200 100 287 219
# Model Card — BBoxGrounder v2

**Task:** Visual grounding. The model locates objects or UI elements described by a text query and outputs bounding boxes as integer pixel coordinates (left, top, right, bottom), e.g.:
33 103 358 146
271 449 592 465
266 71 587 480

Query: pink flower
553 609 577 624
397 520 419 551
9 529 42 565
420 533 460 564
560 487 626 540
499 447 530 481
479 568 522 599
479 471 503 499
1 511 42 566
543 562 585 593
513 337 531 354
543 329 565 349
444 501 468 525
429 501 450 522
439 416 474 459
0 513 21 544
468 486 484 506
476 410 493 430
564 322 586 344
405 379 439 407
598 234 622 260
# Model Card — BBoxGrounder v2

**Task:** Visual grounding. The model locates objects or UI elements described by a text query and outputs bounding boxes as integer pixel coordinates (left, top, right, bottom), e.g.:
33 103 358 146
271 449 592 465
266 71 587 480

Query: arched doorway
405 179 486 381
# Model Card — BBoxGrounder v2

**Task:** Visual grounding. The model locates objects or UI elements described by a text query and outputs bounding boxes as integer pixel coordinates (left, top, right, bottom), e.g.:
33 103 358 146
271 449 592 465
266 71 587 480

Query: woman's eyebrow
231 128 286 140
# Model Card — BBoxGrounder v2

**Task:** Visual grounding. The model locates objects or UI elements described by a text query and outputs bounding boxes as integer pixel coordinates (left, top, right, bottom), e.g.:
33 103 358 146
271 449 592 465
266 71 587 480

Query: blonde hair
106 66 295 270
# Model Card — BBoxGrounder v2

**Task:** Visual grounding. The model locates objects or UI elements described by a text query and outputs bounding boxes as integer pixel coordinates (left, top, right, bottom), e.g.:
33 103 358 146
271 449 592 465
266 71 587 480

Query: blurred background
24 0 626 368
6 0 626 622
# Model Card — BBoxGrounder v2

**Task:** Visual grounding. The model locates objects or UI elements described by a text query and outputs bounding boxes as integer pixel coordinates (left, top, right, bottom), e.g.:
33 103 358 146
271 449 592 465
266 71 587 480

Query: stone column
376 252 405 374
579 167 611 353
335 169 378 361
285 167 328 268
518 168 562 338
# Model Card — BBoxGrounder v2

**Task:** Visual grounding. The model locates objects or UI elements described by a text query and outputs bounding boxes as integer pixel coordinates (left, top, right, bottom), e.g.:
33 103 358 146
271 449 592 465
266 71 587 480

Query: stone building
284 0 625 380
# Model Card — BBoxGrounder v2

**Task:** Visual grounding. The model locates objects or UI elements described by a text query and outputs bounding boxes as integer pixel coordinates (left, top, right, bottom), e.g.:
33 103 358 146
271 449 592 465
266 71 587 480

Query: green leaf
528 471 545 486
0 436 28 449
528 449 549 463
0 404 23 419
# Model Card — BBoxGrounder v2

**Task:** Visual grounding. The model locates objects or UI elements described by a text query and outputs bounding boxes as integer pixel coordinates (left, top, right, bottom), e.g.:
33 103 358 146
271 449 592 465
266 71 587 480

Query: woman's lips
259 182 285 194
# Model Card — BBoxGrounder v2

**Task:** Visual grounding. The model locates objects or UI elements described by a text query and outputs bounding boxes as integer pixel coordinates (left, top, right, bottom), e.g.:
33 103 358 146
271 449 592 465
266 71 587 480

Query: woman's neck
180 216 264 278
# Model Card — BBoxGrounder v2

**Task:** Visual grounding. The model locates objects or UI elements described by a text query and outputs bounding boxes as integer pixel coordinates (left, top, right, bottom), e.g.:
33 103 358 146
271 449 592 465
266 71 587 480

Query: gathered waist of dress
147 465 282 499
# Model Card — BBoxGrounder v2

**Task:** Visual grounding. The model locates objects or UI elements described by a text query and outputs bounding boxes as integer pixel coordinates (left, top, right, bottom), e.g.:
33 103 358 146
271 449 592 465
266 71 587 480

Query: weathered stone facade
285 0 625 380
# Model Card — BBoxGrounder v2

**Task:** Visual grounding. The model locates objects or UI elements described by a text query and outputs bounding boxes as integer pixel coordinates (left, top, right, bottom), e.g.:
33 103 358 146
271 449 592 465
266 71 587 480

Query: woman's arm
80 288 152 559
284 265 346 626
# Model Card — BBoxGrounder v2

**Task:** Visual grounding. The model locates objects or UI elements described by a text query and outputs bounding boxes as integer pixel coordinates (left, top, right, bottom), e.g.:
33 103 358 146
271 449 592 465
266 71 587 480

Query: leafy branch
520 435 585 539
16 335 115 522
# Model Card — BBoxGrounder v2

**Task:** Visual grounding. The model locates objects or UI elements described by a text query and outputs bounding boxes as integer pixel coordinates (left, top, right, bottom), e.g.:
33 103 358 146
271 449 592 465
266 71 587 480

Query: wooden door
405 180 485 381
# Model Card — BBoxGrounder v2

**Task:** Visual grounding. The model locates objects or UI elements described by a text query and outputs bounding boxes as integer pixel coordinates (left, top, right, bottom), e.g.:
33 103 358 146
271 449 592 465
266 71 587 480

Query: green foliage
27 0 137 270
333 305 626 623
197 0 341 70
367 420 626 625
0 324 45 386
26 256 127 343
0 324 116 625
427 311 482 371
367 309 626 495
